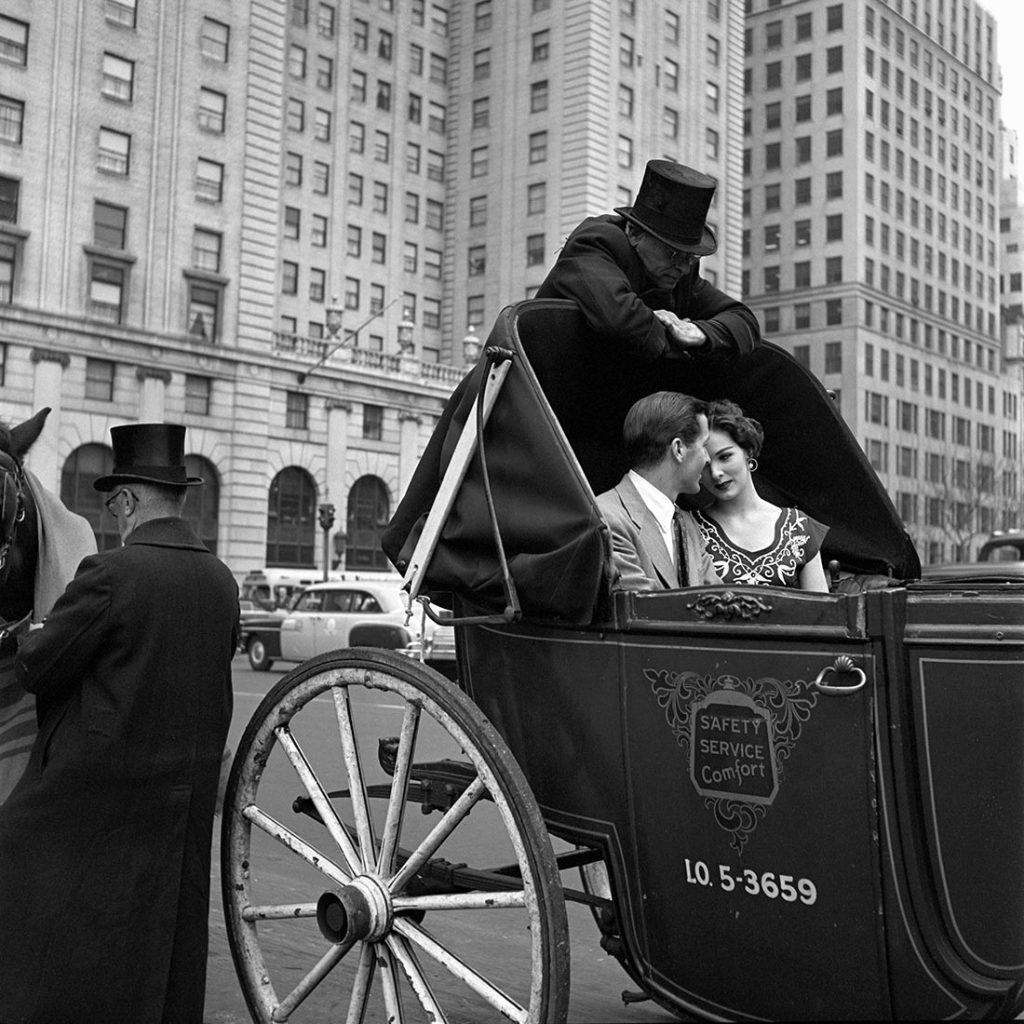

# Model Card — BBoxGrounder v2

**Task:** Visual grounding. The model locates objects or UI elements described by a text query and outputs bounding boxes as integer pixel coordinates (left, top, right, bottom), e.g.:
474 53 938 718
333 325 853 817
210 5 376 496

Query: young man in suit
596 391 721 590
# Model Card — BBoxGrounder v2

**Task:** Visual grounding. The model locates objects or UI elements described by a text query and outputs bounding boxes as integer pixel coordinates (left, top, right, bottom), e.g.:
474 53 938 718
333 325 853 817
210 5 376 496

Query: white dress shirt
627 470 677 560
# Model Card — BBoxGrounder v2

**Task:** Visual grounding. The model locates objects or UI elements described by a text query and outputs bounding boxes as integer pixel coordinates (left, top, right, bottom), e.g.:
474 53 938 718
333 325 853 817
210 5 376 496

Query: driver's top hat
615 160 718 256
93 423 203 492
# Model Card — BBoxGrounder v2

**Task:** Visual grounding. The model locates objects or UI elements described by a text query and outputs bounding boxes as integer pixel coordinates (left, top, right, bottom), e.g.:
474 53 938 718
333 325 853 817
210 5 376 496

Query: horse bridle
0 449 28 577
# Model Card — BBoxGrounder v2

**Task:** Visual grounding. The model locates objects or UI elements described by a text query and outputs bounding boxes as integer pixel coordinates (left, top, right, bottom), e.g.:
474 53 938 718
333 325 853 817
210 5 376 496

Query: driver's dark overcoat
0 517 238 1024
534 214 761 362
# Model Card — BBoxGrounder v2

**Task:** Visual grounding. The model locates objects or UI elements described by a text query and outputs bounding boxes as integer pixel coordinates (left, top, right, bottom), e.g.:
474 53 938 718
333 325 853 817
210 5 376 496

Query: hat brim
615 207 718 257
93 473 204 492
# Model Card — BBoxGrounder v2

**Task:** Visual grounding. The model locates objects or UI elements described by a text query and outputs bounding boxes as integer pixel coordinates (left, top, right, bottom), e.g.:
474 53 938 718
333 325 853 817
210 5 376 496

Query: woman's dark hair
624 391 707 469
704 399 764 459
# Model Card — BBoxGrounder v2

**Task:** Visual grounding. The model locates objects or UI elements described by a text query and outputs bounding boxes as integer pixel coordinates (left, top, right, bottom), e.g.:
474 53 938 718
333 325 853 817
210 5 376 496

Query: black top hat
93 423 203 492
615 160 718 256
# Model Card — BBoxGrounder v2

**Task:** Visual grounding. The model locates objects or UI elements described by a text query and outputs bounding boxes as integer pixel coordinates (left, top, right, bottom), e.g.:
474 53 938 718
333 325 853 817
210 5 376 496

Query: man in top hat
535 159 760 364
0 424 239 1024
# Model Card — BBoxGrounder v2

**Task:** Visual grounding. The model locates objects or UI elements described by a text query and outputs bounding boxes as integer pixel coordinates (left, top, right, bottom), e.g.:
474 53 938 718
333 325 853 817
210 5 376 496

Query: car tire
247 635 273 672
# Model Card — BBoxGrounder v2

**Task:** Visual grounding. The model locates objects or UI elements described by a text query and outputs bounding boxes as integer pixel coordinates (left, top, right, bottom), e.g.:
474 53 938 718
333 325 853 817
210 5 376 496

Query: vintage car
240 578 451 672
221 300 1024 1023
922 530 1024 580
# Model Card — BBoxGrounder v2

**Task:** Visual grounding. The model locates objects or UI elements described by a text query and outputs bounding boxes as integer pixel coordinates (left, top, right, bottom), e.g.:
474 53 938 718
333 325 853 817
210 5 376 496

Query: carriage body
224 300 1024 1021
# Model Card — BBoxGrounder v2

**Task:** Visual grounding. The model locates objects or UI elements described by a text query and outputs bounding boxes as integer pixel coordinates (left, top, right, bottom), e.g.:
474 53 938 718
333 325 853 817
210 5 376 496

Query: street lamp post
317 503 336 581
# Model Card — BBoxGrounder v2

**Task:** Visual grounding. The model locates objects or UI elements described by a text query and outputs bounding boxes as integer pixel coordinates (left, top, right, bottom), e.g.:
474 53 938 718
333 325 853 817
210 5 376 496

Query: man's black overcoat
0 517 238 1024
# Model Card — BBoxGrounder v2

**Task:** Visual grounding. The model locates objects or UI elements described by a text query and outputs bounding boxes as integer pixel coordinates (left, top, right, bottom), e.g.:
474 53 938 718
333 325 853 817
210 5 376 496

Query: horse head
0 408 48 623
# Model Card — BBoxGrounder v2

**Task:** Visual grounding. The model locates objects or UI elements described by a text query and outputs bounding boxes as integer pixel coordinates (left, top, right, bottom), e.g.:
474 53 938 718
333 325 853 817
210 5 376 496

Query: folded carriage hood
384 300 920 623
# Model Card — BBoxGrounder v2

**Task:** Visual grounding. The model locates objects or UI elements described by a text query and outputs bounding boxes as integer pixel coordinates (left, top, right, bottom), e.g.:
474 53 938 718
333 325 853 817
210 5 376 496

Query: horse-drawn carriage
221 300 1024 1021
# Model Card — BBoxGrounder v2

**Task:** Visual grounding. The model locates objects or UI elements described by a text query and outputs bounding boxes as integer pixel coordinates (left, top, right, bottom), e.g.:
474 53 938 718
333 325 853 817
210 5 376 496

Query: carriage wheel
222 648 569 1023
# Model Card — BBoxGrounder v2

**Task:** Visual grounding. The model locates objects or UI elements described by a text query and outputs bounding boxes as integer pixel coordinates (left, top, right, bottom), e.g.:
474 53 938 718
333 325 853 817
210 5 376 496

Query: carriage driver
596 392 722 591
535 159 761 364
0 423 238 1024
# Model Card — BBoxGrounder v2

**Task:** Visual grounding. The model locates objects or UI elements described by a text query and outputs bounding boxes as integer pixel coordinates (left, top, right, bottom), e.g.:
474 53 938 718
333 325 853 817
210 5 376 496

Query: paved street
205 655 678 1023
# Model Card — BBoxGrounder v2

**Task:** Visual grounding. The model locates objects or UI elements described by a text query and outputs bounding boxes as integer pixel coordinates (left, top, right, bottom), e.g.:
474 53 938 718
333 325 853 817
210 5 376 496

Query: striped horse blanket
0 471 95 804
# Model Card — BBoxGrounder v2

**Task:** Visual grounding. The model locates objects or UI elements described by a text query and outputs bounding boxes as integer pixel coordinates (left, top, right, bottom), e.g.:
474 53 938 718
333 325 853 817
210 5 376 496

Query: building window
102 53 134 101
826 88 843 115
104 0 136 28
795 95 812 121
185 375 212 416
266 467 317 568
472 96 489 129
286 391 309 431
425 198 443 230
371 232 386 264
527 182 546 215
88 262 126 323
346 476 390 571
528 131 547 163
469 195 487 227
312 161 329 194
471 145 489 177
532 30 550 62
404 191 420 223
358 403 383 441
826 171 843 198
826 46 843 73
428 101 446 134
403 241 418 273
314 108 331 141
311 214 327 248
317 3 335 37
826 300 843 326
827 4 843 30
473 48 491 80
530 80 549 113
187 281 220 341
198 88 226 133
316 55 334 89
97 127 130 174
195 158 224 202
468 245 486 276
526 233 545 266
475 0 493 32
93 201 127 249
794 262 811 288
0 16 28 66
282 260 299 296
344 276 360 310
369 283 385 315
0 241 14 303
424 248 442 278
0 175 18 223
618 134 634 169
200 18 230 62
283 206 300 241
288 43 306 79
85 357 116 401
192 228 221 272
282 153 303 189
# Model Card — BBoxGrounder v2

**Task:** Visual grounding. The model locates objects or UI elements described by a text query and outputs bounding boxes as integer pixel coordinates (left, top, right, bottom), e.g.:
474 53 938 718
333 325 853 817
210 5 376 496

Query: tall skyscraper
743 0 1022 563
0 0 748 574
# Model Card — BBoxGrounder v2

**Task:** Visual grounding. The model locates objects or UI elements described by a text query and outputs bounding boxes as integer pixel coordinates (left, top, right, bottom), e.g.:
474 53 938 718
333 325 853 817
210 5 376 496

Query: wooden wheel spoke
274 725 364 876
344 942 377 1024
378 943 405 1024
393 917 527 1024
270 938 357 1022
391 891 527 913
332 686 377 868
376 703 421 876
242 804 350 887
387 934 449 1024
388 776 487 893
241 902 318 922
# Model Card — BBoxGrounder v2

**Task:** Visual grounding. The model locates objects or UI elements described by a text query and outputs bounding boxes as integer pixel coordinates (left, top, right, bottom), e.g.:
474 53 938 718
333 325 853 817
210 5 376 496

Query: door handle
812 655 867 695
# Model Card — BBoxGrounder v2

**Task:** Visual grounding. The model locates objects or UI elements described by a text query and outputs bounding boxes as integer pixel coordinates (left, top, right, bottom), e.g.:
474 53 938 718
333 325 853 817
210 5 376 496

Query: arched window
183 455 220 554
61 444 119 551
346 475 390 570
266 466 317 567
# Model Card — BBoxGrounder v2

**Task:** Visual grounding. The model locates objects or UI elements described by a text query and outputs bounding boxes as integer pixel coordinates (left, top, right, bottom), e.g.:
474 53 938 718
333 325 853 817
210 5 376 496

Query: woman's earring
748 458 758 472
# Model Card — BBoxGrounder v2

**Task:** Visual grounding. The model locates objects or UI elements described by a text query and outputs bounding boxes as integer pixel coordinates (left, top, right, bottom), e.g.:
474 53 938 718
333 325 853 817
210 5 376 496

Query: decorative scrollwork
644 668 820 852
686 590 772 621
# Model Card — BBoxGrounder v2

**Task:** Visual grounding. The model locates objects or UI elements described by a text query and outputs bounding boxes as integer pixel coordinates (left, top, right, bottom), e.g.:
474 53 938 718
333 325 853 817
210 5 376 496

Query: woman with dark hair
693 400 830 592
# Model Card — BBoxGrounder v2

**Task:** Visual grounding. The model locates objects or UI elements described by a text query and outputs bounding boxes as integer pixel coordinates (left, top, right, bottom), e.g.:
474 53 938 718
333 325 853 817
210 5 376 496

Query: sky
980 0 1024 142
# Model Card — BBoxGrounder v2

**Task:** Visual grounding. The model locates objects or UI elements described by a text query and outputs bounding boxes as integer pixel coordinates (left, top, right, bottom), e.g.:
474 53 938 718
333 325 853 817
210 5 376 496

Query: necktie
673 510 688 587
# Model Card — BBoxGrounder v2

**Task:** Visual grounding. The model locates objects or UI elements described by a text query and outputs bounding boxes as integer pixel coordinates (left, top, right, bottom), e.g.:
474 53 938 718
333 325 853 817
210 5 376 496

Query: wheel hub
316 875 393 944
